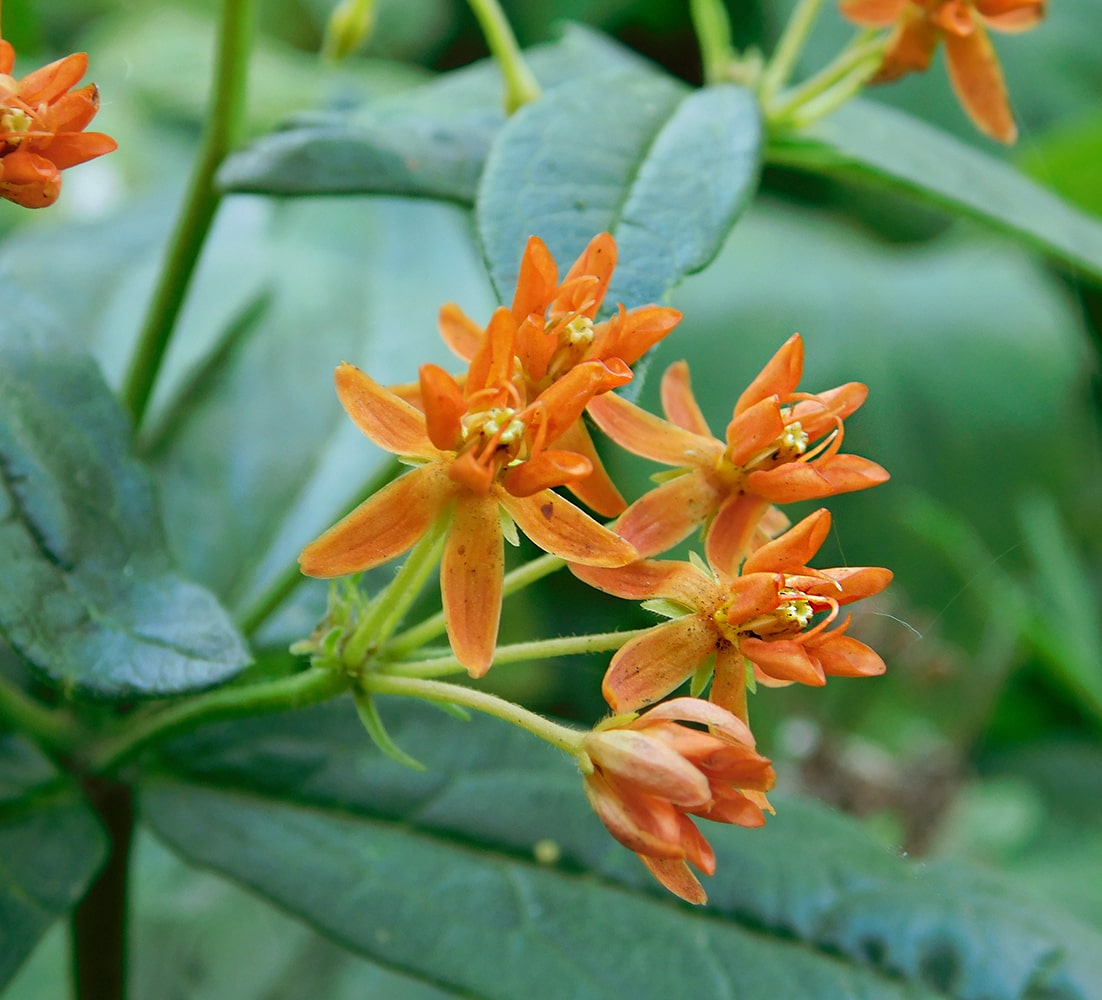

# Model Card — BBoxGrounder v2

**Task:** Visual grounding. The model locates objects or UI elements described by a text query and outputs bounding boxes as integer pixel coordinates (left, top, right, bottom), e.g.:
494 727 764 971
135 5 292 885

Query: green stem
120 0 256 428
690 0 736 85
390 627 653 679
70 778 134 1000
766 31 883 125
0 674 79 755
364 674 583 755
465 0 540 113
758 0 824 101
86 668 348 774
344 512 449 666
385 551 565 658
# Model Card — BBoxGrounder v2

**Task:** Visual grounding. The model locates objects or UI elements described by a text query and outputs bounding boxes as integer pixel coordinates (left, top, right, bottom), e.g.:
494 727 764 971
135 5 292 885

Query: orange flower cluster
840 0 1045 143
301 234 890 903
0 40 116 208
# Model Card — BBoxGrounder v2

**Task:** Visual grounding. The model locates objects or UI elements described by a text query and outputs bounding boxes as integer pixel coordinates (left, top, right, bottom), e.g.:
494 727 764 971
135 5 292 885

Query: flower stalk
464 0 540 113
759 0 825 101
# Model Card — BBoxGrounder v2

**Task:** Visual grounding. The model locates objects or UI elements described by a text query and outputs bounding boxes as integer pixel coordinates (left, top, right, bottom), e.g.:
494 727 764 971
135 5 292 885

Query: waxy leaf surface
144 700 1102 999
768 99 1102 285
0 303 249 697
477 72 763 310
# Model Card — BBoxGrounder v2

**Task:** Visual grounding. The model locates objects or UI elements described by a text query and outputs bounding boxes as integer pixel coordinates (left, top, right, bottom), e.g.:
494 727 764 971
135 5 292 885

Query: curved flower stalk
430 233 682 516
581 697 776 904
586 333 889 572
299 305 638 676
578 509 892 717
0 40 117 207
840 0 1045 143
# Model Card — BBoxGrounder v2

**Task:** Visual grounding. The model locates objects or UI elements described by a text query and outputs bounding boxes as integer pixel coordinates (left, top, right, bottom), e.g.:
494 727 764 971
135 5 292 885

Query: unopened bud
322 0 377 62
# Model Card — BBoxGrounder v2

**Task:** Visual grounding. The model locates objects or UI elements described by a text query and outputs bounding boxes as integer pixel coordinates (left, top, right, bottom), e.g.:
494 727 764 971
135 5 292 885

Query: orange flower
579 509 892 717
582 697 776 904
433 234 682 516
299 306 638 676
839 0 1045 143
0 40 117 208
586 334 888 572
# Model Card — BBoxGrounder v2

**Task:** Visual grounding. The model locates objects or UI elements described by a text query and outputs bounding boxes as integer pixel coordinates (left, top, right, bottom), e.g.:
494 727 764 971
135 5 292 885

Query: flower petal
747 453 889 502
839 0 908 26
705 493 773 576
876 7 941 81
466 306 516 394
597 305 682 367
639 696 756 747
660 360 712 437
553 233 615 317
742 508 831 575
299 464 453 576
419 363 466 451
500 490 637 566
603 616 717 712
587 391 721 467
17 51 88 104
502 449 591 496
790 382 868 439
586 730 711 807
335 362 435 458
811 632 887 677
511 235 559 322
437 303 483 362
0 151 61 208
555 421 626 517
441 493 504 676
741 637 826 686
724 395 787 467
943 22 1017 142
570 558 704 603
583 772 684 858
536 358 632 443
709 643 749 722
614 472 724 559
36 130 116 170
639 856 707 905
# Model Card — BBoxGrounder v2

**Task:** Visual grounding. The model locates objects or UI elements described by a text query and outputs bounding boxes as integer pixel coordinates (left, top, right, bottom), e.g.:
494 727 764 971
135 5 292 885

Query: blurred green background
2 0 1100 993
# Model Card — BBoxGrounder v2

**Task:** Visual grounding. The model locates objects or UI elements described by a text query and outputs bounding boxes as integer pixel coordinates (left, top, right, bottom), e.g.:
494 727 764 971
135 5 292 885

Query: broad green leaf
1019 111 1102 217
766 100 1102 285
0 738 107 991
144 700 1102 999
0 297 249 698
477 71 763 309
218 25 649 203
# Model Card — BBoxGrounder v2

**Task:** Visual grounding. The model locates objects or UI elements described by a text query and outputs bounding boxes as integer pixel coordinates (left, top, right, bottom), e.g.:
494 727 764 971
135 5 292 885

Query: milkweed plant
2 0 1101 998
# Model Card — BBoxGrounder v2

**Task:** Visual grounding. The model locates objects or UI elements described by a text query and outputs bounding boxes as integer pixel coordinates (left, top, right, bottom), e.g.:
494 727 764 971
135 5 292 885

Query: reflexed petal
741 637 826 685
299 464 453 576
747 453 889 502
734 333 803 415
500 489 637 566
839 0 908 26
944 24 1017 142
583 772 684 858
502 449 591 496
511 235 558 322
706 788 768 828
812 632 887 677
587 391 720 466
586 730 711 807
17 51 88 103
437 303 483 362
677 814 716 874
419 363 466 451
555 421 626 517
441 494 504 676
614 472 723 559
742 508 831 576
335 362 435 457
598 305 682 366
603 616 717 712
978 0 1045 32
724 395 787 466
640 856 707 905
660 361 711 437
705 493 773 576
709 643 749 722
640 696 756 747
571 557 703 603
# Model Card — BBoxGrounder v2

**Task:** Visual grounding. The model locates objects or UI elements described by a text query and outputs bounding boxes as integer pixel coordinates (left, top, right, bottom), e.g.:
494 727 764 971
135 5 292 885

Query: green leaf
767 100 1102 285
218 25 649 203
0 297 249 698
144 701 1102 999
0 738 107 991
477 72 763 309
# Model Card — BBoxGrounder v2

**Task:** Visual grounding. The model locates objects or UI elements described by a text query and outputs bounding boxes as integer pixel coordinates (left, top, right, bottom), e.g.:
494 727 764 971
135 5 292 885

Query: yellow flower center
0 105 33 140
714 588 814 642
715 416 809 489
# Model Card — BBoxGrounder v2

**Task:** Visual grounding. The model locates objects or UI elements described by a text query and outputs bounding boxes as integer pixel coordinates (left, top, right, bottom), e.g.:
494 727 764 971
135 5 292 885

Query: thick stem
0 674 79 755
120 0 256 428
465 0 540 112
70 779 134 1000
